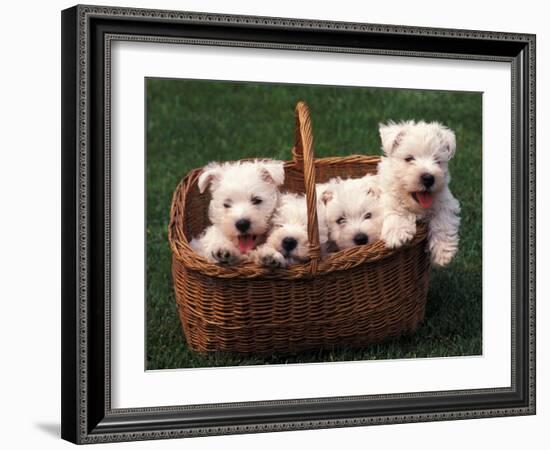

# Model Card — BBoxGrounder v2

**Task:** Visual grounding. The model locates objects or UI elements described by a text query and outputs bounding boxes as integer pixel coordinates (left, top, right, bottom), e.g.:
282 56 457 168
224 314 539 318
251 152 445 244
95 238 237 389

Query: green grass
146 78 482 369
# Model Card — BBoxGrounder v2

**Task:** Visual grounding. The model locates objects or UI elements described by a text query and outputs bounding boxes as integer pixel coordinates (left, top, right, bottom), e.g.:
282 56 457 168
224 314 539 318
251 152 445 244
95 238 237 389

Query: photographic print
62 5 534 443
146 79 482 370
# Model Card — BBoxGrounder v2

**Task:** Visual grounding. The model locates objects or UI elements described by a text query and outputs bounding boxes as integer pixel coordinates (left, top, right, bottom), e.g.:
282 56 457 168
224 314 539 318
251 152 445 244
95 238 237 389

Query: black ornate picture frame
61 4 536 444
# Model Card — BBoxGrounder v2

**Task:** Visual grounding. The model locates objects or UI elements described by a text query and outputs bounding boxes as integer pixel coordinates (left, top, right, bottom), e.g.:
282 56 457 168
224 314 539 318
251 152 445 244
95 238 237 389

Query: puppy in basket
253 192 330 268
377 120 461 267
190 159 285 265
317 175 384 251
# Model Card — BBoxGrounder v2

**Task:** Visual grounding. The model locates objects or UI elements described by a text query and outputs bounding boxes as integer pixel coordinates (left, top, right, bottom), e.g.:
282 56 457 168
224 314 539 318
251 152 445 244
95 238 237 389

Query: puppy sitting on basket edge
377 120 461 267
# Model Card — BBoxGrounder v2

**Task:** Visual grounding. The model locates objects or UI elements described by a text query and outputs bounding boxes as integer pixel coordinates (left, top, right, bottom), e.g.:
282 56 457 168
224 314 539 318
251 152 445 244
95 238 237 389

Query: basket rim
168 154 429 280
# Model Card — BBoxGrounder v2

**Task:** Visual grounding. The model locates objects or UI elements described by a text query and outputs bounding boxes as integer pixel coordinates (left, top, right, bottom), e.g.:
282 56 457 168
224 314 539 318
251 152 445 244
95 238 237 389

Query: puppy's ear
366 185 381 199
361 176 381 199
437 125 457 160
259 161 285 186
379 121 407 155
320 189 334 205
197 163 222 194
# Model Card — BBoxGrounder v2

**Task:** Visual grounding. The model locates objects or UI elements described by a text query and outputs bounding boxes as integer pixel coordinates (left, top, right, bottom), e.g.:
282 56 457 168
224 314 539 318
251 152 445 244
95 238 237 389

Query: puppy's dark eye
435 160 442 166
364 212 372 220
336 217 346 225
404 156 415 162
223 202 231 208
251 197 263 205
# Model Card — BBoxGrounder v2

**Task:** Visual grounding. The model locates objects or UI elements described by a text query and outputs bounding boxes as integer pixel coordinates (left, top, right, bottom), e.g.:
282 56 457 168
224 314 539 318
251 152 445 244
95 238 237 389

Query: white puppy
254 192 329 267
377 120 460 267
318 175 383 251
190 159 285 264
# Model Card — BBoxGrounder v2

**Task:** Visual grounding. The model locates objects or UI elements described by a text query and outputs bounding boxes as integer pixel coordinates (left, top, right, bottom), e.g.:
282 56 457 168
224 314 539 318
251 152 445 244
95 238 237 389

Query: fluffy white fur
253 192 329 267
189 159 285 264
377 120 460 267
317 175 383 251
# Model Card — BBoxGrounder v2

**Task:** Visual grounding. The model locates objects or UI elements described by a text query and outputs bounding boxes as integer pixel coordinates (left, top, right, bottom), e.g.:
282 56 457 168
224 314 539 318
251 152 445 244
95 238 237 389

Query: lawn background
146 78 482 370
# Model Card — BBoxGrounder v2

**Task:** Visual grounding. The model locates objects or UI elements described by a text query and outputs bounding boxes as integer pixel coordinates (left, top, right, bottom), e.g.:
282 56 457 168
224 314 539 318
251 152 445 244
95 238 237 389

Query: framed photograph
61 4 536 444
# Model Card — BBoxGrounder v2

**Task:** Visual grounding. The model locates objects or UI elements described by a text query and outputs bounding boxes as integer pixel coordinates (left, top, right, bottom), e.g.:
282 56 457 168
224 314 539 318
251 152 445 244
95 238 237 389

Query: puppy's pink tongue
416 191 433 209
238 235 255 253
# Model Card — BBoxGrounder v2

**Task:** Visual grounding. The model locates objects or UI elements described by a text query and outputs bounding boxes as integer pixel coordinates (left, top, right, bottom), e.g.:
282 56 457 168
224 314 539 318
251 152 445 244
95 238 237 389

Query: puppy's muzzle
282 237 298 252
235 218 251 233
353 233 369 246
420 173 435 189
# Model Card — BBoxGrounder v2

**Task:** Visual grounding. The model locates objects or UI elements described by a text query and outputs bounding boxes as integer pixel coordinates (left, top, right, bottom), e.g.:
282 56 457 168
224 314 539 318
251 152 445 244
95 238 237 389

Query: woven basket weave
168 101 431 355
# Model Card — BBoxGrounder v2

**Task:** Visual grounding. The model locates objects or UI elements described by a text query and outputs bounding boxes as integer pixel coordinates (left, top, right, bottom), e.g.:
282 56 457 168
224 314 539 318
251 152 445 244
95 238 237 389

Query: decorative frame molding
61 4 536 444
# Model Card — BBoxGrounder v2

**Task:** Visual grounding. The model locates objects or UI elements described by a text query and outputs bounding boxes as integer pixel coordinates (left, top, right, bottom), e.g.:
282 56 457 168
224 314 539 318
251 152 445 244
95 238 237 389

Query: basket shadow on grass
145 78 482 369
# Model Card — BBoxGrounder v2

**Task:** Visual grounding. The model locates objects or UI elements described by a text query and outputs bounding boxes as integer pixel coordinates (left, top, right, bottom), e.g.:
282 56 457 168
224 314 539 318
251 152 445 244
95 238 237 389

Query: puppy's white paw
262 252 287 268
429 241 458 267
383 224 416 248
208 246 240 265
255 247 286 268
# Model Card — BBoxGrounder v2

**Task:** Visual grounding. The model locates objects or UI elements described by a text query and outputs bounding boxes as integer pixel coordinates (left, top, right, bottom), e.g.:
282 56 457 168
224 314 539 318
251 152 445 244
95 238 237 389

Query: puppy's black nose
282 237 298 252
353 233 369 246
421 173 435 189
235 219 251 233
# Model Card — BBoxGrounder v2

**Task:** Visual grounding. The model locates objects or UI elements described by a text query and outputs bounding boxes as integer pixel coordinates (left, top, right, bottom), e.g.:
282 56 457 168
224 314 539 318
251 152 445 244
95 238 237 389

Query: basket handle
291 101 321 274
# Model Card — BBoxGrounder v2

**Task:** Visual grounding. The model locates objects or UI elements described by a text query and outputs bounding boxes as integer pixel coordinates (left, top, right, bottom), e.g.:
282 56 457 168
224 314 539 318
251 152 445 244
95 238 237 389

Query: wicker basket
168 101 431 355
